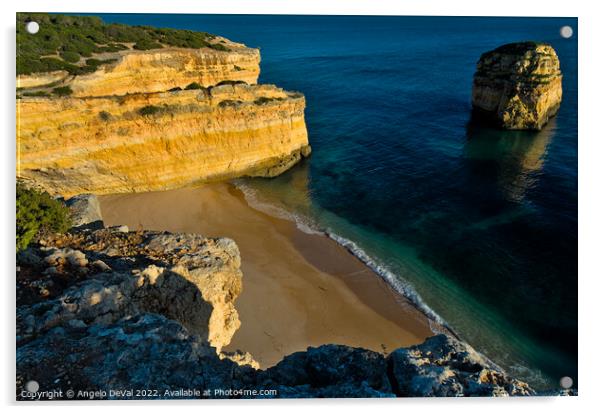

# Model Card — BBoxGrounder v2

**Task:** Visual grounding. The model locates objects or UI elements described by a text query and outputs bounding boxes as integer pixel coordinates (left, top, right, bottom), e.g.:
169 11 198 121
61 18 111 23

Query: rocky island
472 42 563 130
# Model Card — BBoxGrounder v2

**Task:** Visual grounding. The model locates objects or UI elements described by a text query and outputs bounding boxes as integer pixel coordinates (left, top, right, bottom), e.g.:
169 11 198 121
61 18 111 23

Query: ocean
96 14 578 391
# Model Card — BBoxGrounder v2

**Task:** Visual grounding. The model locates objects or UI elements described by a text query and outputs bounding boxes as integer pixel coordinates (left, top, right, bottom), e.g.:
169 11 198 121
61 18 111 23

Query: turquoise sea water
96 14 578 391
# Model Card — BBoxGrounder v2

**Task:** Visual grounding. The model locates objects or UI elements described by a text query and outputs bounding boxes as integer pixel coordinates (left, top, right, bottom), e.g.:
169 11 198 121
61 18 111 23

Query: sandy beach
100 182 434 367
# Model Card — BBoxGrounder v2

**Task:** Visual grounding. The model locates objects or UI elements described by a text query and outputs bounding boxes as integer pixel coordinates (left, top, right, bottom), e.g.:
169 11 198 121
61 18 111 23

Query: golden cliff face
18 45 260 97
472 42 562 130
17 84 310 197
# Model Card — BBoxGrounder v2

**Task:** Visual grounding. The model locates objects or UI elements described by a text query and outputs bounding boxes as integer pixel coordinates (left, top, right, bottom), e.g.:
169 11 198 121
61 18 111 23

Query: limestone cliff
472 42 562 130
17 83 310 197
17 28 310 197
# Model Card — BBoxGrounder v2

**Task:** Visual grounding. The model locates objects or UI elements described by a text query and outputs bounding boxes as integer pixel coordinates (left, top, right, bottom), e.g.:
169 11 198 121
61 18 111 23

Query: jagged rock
17 230 243 353
16 248 42 267
16 313 246 399
257 344 394 397
387 334 534 396
108 225 129 233
472 42 562 130
44 248 88 267
92 260 111 272
17 228 534 400
220 350 261 369
65 194 104 229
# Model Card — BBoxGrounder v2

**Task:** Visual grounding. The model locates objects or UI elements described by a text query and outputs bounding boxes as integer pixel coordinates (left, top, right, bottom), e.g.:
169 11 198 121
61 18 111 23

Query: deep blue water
95 14 578 391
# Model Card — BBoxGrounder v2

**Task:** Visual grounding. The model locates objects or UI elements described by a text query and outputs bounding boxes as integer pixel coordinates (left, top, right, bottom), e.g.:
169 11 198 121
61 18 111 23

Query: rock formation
17 38 309 197
18 42 260 97
65 194 104 229
17 224 534 399
472 42 562 130
17 228 243 354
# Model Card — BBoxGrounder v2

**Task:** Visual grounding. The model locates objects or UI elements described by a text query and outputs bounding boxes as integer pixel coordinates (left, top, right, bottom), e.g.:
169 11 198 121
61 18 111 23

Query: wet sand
99 183 434 367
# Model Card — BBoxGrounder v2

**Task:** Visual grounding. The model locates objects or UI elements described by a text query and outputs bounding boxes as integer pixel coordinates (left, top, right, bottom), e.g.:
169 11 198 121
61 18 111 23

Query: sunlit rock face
17 36 310 197
17 84 309 197
472 42 562 130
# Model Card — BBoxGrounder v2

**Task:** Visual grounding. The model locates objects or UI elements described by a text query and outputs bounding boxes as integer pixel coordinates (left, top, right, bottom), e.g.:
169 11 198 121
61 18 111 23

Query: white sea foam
233 182 324 236
233 180 449 328
324 231 447 326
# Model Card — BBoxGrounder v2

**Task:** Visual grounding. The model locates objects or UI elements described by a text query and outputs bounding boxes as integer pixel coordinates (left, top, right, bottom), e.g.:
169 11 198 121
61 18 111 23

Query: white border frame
3 1 599 413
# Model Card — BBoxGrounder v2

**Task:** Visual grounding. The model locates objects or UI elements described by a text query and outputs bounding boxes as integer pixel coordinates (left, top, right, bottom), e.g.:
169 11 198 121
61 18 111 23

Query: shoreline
233 180 454 334
100 182 437 367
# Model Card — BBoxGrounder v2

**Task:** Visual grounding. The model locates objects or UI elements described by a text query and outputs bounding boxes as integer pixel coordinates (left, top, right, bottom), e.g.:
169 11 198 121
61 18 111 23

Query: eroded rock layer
17 42 260 97
472 42 562 130
17 84 310 197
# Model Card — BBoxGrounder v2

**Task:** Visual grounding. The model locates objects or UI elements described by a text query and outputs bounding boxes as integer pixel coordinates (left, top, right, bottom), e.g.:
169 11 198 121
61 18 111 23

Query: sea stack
471 42 562 130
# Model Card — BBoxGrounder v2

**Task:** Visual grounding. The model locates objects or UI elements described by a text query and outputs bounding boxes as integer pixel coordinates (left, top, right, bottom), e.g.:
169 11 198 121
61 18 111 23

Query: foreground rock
65 194 104 229
17 228 243 353
472 42 562 130
17 227 534 399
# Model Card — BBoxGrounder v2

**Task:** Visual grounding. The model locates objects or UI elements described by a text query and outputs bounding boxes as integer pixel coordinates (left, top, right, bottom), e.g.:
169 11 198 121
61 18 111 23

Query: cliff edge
16 14 310 197
472 42 562 130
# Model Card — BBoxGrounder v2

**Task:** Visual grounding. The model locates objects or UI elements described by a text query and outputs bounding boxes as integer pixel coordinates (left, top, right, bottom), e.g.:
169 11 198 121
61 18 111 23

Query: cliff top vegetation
17 13 230 76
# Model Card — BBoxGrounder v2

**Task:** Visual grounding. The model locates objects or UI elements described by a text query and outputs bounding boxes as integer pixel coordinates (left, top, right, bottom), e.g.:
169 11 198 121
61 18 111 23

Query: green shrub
16 13 224 75
254 96 283 105
16 184 71 252
138 105 161 116
95 43 128 53
133 39 163 50
218 99 242 108
98 110 112 121
22 91 50 97
59 51 80 63
52 86 73 97
209 43 229 51
86 58 117 67
184 82 203 90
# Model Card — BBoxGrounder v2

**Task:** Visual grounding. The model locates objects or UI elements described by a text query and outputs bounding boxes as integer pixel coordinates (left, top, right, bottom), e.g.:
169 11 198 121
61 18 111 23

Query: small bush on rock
16 184 71 252
52 86 73 97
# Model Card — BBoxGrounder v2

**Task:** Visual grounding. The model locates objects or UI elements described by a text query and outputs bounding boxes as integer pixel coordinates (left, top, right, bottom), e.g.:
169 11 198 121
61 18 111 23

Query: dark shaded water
96 14 578 391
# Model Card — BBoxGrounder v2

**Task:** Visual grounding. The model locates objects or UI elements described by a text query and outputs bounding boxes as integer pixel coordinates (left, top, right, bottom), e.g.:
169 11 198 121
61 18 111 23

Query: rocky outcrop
257 335 532 398
17 227 533 400
17 228 243 353
17 83 310 197
472 42 562 130
387 335 533 397
65 194 104 229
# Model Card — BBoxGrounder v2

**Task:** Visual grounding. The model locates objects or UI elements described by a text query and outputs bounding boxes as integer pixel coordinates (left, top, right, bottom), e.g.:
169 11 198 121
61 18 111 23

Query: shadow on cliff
17 244 215 348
